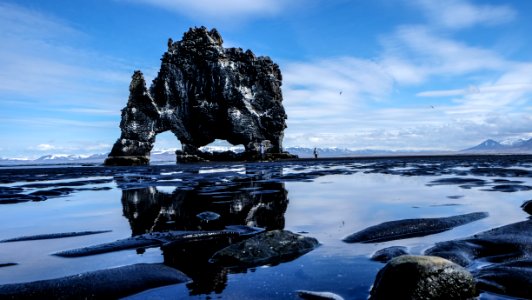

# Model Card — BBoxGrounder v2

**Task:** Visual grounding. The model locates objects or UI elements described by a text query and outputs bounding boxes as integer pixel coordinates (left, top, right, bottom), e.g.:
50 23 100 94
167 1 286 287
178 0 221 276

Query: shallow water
0 155 531 299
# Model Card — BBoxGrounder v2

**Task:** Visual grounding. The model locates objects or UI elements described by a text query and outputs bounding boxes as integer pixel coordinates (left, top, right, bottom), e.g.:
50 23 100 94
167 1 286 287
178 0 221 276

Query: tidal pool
0 155 531 299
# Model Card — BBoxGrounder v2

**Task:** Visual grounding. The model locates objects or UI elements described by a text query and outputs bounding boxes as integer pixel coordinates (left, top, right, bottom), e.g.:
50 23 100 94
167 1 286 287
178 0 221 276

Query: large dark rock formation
105 27 294 165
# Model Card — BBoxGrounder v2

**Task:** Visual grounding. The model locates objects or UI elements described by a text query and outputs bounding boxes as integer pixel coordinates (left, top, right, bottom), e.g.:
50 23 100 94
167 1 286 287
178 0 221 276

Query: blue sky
1 0 532 158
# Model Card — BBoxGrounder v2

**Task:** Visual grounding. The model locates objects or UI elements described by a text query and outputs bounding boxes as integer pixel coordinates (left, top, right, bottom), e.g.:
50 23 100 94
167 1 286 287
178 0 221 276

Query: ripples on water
0 155 531 299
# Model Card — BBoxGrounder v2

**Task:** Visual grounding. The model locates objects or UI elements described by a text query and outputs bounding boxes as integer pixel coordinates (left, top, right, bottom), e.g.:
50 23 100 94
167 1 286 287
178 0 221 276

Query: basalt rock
210 230 320 267
53 225 264 257
425 219 532 267
0 263 190 299
371 246 409 263
369 255 477 300
425 220 532 298
343 212 488 243
475 259 532 299
0 230 112 243
522 199 532 215
105 27 294 166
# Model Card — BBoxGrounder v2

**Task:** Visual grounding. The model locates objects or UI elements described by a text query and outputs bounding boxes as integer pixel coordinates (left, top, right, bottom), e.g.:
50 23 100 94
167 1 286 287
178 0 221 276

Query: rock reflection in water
120 168 289 295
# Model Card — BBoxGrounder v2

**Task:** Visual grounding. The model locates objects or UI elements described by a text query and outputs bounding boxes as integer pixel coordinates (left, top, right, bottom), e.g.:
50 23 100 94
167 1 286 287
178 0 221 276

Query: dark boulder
0 230 111 243
425 220 532 299
54 225 264 257
369 255 477 300
371 246 409 263
343 212 488 243
0 263 190 299
425 219 532 267
105 27 294 166
521 199 532 215
475 259 532 299
210 230 319 267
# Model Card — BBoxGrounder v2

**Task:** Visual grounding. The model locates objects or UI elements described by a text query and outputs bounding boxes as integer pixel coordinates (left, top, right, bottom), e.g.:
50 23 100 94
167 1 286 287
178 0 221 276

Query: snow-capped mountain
35 154 107 161
463 139 507 152
501 138 527 147
283 147 444 158
199 145 245 153
2 140 531 166
463 138 532 153
0 153 108 165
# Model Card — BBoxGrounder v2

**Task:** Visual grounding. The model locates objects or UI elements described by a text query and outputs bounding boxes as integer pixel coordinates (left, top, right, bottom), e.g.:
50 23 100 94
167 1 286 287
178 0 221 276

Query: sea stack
105 26 294 166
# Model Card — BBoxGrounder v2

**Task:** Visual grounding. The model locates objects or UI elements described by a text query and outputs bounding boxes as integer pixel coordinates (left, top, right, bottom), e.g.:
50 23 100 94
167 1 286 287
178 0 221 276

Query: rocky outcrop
0 263 190 299
425 220 532 298
105 27 294 165
425 219 532 267
343 212 488 243
371 246 409 263
210 230 319 267
369 255 477 300
522 199 532 215
53 225 264 258
475 259 532 299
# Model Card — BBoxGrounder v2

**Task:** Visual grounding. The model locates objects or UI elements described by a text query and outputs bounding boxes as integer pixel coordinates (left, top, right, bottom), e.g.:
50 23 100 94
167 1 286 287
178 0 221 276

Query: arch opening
199 139 245 154
150 131 182 163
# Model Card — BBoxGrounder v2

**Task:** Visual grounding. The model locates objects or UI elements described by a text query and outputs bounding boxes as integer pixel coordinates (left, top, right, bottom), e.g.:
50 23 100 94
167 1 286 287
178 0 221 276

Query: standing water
0 155 531 299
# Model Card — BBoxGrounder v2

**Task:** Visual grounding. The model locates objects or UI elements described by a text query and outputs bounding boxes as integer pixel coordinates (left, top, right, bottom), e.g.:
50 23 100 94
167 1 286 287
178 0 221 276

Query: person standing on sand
260 143 265 160
313 147 318 159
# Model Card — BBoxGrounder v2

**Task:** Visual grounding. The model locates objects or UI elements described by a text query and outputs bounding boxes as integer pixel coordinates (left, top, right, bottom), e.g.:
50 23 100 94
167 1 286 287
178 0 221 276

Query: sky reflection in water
0 157 531 299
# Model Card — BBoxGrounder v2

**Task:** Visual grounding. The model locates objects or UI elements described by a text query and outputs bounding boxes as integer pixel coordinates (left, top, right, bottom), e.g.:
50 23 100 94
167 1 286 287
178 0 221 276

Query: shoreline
1 153 532 169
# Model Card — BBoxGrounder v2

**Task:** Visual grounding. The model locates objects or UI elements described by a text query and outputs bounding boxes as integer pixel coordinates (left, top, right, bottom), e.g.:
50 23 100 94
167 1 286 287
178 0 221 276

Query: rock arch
105 27 294 166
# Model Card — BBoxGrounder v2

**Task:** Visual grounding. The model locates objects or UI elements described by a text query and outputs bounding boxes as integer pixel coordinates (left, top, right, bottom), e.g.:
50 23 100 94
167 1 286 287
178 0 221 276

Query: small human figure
313 147 318 159
259 143 265 160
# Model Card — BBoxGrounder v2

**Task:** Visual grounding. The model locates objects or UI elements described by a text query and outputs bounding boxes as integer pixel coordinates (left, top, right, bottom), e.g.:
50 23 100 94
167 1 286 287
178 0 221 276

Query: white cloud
418 83 532 98
85 143 112 151
283 57 394 121
35 144 56 151
282 20 531 150
55 108 119 116
0 2 81 39
30 142 112 154
125 0 287 20
380 26 507 85
0 3 130 102
413 0 516 29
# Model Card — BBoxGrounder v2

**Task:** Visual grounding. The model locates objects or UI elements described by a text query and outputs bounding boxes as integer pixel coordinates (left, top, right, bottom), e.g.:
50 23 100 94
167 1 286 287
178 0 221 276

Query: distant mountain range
0 147 444 165
462 137 532 153
1 139 530 165
283 147 446 158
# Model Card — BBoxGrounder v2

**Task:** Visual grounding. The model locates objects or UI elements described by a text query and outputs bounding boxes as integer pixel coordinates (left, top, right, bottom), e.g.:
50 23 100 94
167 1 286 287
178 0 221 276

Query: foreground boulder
0 230 111 243
0 263 190 299
475 259 532 299
343 212 488 243
425 220 532 298
54 225 264 257
425 219 532 267
370 246 409 263
105 26 294 166
369 255 476 300
522 199 532 215
210 230 319 267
